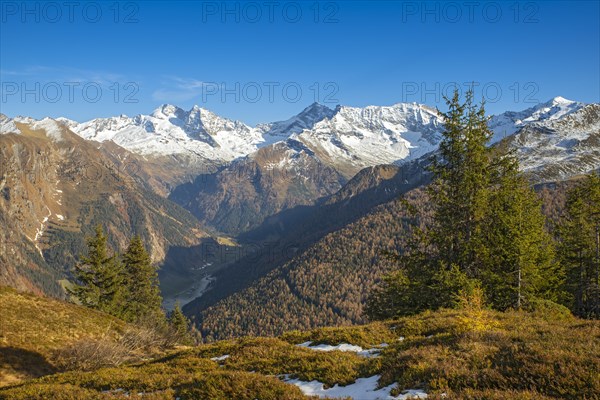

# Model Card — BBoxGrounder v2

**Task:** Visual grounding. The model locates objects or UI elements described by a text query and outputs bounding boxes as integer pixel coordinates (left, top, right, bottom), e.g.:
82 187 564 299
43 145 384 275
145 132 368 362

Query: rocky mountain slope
169 139 347 235
168 97 596 235
502 103 600 182
0 115 206 297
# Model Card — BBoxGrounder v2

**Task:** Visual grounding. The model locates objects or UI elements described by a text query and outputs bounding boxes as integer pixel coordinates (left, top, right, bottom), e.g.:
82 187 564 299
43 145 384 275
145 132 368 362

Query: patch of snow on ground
284 374 427 400
210 355 230 361
32 207 52 256
297 342 387 358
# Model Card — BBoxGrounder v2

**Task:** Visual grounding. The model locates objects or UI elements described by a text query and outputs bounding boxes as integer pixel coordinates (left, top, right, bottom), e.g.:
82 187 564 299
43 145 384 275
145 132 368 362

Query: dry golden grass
1 286 599 399
0 286 126 386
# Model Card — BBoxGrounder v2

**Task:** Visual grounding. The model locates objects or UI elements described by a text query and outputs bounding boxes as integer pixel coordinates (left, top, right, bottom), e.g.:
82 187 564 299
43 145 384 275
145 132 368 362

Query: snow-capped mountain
255 102 336 139
168 103 446 233
56 102 443 175
504 103 600 181
0 113 19 135
291 102 444 177
60 105 263 165
6 96 596 184
57 103 339 169
489 96 585 143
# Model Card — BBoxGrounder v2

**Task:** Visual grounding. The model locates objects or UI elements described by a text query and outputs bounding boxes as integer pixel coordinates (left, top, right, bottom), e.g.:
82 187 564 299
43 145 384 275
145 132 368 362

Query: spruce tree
70 225 125 314
121 236 165 324
368 90 490 318
168 302 194 345
367 88 559 319
428 89 492 279
558 174 600 317
482 154 561 309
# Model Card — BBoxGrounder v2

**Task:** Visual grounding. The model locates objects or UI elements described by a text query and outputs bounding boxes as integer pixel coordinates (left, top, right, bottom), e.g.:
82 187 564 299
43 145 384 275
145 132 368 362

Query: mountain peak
189 104 211 114
152 103 185 118
550 96 575 105
304 102 334 112
258 103 336 138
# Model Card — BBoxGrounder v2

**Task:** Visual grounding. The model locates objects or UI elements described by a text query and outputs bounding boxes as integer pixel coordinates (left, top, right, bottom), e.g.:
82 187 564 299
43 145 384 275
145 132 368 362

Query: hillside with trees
194 91 600 341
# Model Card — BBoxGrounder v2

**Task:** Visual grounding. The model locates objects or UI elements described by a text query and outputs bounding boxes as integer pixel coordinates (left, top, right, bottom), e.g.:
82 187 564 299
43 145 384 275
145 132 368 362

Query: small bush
51 325 169 372
176 371 308 400
454 287 499 335
524 298 573 321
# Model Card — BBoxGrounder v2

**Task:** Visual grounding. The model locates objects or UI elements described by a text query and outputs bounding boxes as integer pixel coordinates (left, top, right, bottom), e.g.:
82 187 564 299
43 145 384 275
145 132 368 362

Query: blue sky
1 1 599 124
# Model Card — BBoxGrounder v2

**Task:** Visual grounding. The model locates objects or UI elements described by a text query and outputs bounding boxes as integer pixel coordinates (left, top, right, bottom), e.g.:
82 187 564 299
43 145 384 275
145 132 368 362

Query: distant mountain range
9 96 587 234
1 96 599 304
3 96 594 179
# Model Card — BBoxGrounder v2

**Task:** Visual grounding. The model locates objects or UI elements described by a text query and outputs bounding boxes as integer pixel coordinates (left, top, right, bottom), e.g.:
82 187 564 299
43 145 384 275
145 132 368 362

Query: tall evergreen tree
121 235 165 324
429 89 492 279
482 154 561 309
367 89 559 319
70 225 125 314
558 174 600 318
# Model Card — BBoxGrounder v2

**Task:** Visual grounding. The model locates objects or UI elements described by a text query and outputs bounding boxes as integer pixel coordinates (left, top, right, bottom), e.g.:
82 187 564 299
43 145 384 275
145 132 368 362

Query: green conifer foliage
121 236 165 324
70 225 125 315
558 174 600 317
367 89 560 319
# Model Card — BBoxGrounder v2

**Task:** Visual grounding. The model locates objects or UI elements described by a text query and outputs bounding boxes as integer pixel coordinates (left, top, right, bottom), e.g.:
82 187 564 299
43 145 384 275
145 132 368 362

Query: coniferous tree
367 89 560 319
121 236 165 324
558 174 600 318
428 89 492 279
168 302 194 345
368 90 490 318
70 225 125 314
482 154 561 309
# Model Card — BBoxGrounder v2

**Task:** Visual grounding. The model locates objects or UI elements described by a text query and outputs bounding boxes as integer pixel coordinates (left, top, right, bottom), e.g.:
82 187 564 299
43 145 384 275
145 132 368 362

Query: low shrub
524 298 573 321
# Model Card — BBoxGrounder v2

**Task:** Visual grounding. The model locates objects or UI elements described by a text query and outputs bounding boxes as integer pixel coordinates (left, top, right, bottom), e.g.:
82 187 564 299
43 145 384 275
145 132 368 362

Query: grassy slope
0 287 127 387
1 303 598 399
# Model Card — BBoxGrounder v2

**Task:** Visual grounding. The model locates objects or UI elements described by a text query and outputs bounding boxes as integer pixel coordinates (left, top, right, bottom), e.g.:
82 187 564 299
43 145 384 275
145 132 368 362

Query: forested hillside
195 189 429 340
192 92 589 341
